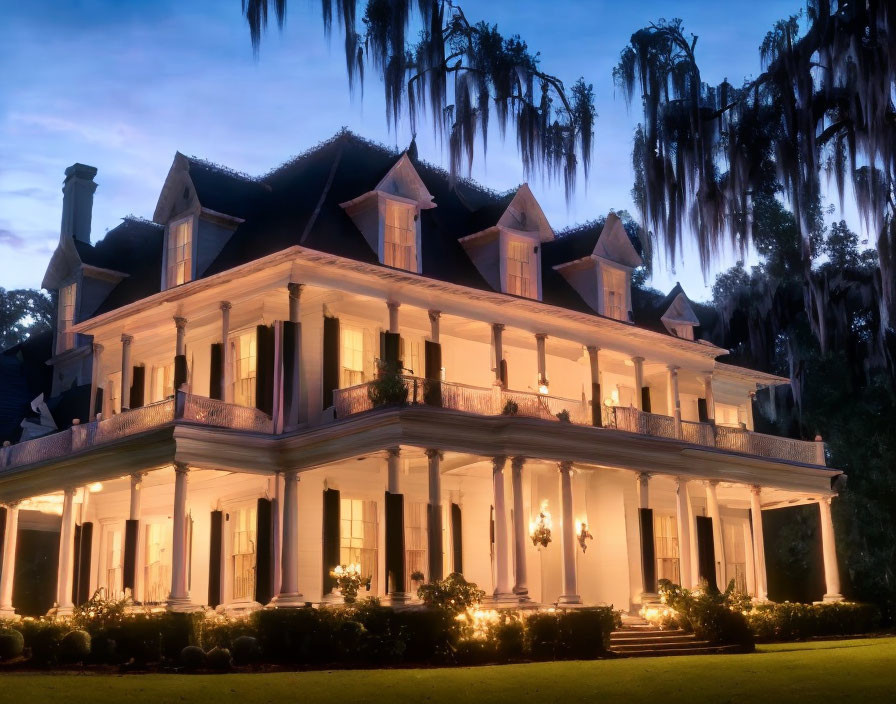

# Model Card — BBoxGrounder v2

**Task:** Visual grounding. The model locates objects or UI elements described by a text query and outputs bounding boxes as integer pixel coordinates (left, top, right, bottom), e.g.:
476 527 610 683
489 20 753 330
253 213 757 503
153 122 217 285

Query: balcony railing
0 394 274 471
333 377 826 466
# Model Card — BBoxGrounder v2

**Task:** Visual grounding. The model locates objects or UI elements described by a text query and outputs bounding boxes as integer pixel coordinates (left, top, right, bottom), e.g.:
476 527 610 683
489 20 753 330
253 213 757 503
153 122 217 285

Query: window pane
166 218 193 288
384 202 417 271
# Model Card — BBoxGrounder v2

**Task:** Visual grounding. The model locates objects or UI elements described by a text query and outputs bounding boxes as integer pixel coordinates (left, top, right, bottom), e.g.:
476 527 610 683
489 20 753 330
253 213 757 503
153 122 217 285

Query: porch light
576 520 593 552
88 482 103 493
529 500 553 548
538 383 549 395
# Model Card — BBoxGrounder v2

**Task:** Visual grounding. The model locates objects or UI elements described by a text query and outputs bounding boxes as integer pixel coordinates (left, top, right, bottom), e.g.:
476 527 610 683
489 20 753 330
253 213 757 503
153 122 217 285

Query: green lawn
1 637 893 704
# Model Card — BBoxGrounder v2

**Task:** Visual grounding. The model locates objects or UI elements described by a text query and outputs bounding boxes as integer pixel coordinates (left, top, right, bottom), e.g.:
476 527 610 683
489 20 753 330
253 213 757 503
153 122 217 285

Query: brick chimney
60 163 98 244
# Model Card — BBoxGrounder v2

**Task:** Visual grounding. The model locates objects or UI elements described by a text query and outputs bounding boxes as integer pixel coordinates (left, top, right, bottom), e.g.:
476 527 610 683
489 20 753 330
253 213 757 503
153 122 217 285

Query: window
144 522 172 604
402 339 422 377
653 514 680 584
152 363 174 402
231 331 257 407
601 265 627 320
405 502 428 585
723 521 747 593
715 403 743 428
506 239 535 298
230 505 257 601
166 217 193 288
340 498 378 594
105 372 121 417
103 526 123 599
57 282 77 352
670 324 695 340
384 201 417 271
341 327 365 387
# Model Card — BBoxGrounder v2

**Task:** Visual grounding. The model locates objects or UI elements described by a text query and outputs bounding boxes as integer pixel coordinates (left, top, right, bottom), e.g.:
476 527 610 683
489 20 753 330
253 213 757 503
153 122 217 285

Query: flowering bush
417 572 485 613
654 579 754 649
329 564 372 604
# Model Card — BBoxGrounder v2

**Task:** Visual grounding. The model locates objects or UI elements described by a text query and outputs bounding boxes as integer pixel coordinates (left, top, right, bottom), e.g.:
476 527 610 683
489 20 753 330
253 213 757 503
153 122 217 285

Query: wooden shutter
639 508 656 594
173 354 188 393
0 508 6 573
427 503 442 582
322 488 341 594
322 317 340 409
499 359 508 388
71 524 82 604
123 519 139 592
451 503 463 574
255 498 273 605
209 343 223 401
130 366 145 409
208 510 223 607
255 325 275 415
424 340 442 407
697 398 709 423
591 382 602 426
71 522 92 605
383 331 401 374
281 321 299 426
384 491 405 594
93 387 104 417
641 387 652 414
696 515 717 590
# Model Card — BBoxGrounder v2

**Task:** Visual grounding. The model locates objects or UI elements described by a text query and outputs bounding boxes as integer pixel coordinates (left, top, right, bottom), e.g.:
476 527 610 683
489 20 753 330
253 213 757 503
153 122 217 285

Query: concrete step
611 628 687 639
610 634 697 646
612 639 707 653
611 644 741 658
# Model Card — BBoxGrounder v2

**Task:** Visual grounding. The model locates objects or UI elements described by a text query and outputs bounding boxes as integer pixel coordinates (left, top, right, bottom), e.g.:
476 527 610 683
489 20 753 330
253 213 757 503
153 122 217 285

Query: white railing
94 399 176 444
182 394 274 433
6 428 73 467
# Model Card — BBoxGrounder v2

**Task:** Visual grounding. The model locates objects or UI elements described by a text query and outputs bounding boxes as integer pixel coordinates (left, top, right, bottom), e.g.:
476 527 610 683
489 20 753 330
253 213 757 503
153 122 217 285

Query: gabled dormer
552 212 642 321
459 184 554 300
339 153 436 273
660 283 700 340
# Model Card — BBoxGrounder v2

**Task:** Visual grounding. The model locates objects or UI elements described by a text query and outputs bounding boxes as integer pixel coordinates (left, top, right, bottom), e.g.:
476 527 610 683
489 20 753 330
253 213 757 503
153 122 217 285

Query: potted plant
329 564 372 604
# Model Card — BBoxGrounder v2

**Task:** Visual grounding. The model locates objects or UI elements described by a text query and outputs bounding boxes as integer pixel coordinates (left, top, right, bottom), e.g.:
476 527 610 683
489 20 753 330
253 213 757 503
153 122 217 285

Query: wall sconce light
576 520 593 552
529 500 553 548
538 383 550 395
88 482 103 493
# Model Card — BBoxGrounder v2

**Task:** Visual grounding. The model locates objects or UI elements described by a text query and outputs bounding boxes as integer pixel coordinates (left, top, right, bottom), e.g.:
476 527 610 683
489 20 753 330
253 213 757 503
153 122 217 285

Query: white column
675 478 693 589
428 310 441 344
288 283 303 324
558 461 581 604
632 356 645 410
636 472 650 510
535 334 548 390
56 487 76 614
129 472 145 602
387 447 401 494
168 462 191 610
272 469 303 605
667 365 682 437
819 497 843 602
510 456 529 599
0 503 20 617
129 473 144 521
702 375 715 421
636 471 653 598
221 302 233 403
749 486 768 600
174 316 187 357
387 301 400 334
120 334 134 411
491 456 511 598
89 343 103 421
492 324 505 387
426 449 444 583
687 483 700 588
705 480 725 588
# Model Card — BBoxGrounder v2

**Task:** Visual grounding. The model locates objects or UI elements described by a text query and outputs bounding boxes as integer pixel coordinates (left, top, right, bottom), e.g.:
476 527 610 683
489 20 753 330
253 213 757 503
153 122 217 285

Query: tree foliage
0 288 52 349
242 0 596 197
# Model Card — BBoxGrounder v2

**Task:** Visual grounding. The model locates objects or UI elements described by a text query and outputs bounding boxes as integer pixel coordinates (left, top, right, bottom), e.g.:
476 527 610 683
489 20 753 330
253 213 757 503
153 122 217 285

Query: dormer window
384 201 417 271
506 237 537 298
669 324 695 340
600 264 628 320
57 282 77 352
166 216 193 288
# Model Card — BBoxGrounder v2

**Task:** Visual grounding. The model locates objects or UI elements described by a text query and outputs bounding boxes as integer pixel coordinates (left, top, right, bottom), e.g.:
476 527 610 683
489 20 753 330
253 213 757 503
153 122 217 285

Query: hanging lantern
529 500 553 548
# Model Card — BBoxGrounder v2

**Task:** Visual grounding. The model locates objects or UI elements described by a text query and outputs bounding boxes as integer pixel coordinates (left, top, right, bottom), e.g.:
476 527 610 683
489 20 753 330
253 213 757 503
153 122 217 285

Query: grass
1 636 893 704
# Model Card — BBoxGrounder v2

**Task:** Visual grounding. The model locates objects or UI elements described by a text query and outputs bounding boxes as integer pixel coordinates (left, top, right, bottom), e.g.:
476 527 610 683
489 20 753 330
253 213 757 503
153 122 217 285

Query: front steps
610 619 741 658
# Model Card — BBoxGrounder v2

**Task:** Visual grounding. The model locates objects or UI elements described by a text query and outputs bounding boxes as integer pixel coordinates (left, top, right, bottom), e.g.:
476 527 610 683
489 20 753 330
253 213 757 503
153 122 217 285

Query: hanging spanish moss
243 0 596 199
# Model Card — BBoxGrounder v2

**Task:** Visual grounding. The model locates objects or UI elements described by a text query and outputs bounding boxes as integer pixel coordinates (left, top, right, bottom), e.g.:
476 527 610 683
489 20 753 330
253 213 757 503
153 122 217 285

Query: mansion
0 132 844 618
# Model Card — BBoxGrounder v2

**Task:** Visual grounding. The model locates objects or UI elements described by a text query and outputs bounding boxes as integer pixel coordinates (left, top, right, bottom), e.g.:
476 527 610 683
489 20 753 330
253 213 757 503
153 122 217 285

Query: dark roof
90 218 164 315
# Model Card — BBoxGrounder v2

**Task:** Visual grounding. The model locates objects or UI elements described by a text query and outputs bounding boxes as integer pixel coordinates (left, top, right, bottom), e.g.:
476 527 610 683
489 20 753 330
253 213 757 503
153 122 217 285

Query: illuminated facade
0 134 843 618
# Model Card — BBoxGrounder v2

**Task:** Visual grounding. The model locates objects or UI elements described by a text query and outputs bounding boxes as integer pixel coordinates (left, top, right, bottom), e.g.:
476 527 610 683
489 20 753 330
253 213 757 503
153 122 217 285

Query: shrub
230 635 261 665
746 601 881 641
501 399 519 415
367 373 408 407
556 608 617 658
180 645 206 671
493 619 525 660
205 646 232 672
524 612 561 660
417 573 485 613
15 619 67 666
556 409 571 423
0 629 24 660
254 607 328 665
657 579 754 649
59 630 92 663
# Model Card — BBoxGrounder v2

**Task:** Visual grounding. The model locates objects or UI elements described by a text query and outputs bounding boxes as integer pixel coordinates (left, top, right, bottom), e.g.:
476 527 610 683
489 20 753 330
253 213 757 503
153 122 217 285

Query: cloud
0 228 26 249
8 112 142 150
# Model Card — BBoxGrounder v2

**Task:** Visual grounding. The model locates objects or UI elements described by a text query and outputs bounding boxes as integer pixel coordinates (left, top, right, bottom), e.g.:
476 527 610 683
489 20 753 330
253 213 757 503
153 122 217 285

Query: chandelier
529 501 553 548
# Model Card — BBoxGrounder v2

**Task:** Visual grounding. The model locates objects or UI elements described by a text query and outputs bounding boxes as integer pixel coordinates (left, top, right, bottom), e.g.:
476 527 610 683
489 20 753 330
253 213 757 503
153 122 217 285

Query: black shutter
384 491 405 594
591 382 602 426
322 317 340 409
209 343 223 401
0 508 6 571
423 340 442 407
697 398 709 423
123 519 139 592
255 498 273 605
322 488 341 594
173 354 188 393
71 524 82 604
208 510 223 607
499 359 508 388
255 325 275 415
451 503 463 574
383 332 401 374
130 366 145 409
696 515 717 590
93 387 104 417
282 321 299 424
77 522 93 604
641 387 652 413
427 503 442 582
639 508 656 594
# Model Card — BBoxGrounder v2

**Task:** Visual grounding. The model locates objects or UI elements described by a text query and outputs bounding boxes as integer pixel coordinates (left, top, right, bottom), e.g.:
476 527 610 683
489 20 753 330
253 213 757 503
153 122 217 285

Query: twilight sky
1 0 806 298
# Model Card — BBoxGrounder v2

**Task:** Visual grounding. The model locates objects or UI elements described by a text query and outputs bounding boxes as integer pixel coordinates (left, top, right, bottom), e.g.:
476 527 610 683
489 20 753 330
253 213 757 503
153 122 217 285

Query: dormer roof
465 184 554 243
593 212 643 268
660 284 700 329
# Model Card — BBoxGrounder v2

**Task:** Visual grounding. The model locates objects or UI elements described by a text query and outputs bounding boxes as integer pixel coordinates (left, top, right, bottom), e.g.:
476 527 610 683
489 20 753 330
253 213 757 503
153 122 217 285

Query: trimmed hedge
746 601 881 642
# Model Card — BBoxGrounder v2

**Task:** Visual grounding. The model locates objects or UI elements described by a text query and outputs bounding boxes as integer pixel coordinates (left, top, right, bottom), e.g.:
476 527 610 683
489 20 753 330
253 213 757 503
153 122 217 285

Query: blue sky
1 0 807 298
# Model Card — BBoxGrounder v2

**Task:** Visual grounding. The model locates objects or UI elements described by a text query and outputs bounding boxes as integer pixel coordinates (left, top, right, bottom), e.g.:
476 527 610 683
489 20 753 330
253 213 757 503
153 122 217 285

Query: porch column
273 469 303 605
0 503 20 617
174 316 188 393
288 283 303 323
636 472 656 597
428 310 441 343
387 301 400 334
175 316 187 357
89 343 103 421
632 356 645 410
675 478 693 589
426 449 444 583
168 462 192 610
124 472 145 599
749 486 768 600
702 375 715 422
819 497 843 602
667 365 682 437
535 334 548 391
492 323 505 387
120 334 134 411
587 345 602 426
491 456 512 599
558 461 581 604
56 487 76 614
705 480 725 589
220 302 233 403
385 447 407 601
510 456 529 600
